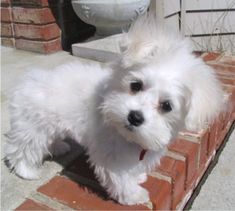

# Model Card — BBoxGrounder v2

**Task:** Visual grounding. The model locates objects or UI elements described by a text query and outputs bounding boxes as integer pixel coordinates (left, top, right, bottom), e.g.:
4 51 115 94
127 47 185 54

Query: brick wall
1 0 15 47
1 0 61 53
0 0 95 53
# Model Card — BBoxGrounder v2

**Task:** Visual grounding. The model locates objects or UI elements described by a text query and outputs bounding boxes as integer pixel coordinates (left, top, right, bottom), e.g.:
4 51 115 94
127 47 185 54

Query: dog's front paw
137 173 147 184
118 186 150 205
7 159 41 180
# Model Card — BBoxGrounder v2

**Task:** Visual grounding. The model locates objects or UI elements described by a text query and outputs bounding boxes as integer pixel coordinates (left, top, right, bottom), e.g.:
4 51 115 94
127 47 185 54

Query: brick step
15 53 235 210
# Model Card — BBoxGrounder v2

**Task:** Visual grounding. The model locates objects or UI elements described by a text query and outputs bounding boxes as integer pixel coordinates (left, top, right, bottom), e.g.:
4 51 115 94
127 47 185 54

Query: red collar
139 149 147 161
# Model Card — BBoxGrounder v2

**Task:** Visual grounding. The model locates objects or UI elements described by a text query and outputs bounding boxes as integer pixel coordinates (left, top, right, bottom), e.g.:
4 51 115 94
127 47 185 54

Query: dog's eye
130 80 143 93
160 100 172 112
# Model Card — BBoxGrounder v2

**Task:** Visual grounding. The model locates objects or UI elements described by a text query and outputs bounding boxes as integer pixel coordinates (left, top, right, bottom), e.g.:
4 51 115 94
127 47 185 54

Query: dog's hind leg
4 125 52 180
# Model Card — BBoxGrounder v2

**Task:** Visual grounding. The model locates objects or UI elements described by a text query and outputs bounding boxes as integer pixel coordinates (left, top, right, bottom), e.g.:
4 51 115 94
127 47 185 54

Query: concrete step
72 34 122 63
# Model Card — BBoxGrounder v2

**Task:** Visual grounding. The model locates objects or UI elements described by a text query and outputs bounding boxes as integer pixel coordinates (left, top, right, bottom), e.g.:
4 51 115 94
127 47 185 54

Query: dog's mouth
124 124 134 131
123 123 165 152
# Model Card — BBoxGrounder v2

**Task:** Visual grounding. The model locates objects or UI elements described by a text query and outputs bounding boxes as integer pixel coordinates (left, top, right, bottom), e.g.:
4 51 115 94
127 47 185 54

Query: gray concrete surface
1 46 235 210
72 34 122 62
191 130 235 210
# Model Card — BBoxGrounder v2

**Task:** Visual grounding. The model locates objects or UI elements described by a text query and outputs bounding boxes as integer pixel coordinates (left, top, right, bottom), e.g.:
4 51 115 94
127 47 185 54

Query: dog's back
5 61 109 179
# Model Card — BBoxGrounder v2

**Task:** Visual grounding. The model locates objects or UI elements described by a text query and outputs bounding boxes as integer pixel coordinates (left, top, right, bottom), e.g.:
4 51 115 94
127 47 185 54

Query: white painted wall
150 0 235 54
184 0 235 10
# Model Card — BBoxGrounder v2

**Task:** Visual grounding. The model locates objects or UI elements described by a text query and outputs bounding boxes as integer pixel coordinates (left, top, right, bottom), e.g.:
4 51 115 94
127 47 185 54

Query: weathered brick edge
15 53 235 210
1 0 61 53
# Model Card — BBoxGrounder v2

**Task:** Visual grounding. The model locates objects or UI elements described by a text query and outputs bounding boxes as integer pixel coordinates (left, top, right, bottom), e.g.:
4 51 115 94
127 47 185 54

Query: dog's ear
119 14 159 67
185 65 225 131
119 13 190 68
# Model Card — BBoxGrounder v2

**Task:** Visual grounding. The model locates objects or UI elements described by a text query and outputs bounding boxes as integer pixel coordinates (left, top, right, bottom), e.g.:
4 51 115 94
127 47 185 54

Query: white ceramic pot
71 0 151 36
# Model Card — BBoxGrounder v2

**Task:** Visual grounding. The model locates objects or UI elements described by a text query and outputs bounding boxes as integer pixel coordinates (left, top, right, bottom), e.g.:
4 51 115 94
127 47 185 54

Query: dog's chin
115 123 166 152
124 124 134 132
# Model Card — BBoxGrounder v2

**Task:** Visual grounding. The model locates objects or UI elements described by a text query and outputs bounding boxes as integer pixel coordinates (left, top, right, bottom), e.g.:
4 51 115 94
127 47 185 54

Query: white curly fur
4 15 224 205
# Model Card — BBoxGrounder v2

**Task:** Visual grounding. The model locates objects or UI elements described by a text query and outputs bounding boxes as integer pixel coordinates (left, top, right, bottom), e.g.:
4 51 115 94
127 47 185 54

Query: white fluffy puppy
4 15 224 205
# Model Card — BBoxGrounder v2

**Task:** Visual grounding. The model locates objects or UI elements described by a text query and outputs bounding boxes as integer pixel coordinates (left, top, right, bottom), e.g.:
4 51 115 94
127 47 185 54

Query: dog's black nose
128 110 144 127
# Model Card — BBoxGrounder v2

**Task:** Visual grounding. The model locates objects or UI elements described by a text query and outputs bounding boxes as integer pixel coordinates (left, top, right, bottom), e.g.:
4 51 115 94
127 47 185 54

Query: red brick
202 52 221 62
1 7 12 22
230 88 235 117
38 176 149 210
222 85 235 120
168 139 200 187
1 0 10 4
12 0 48 7
199 131 209 166
156 156 186 209
218 76 235 86
215 107 234 149
209 64 235 79
208 87 234 150
15 199 54 210
180 129 210 167
14 23 61 40
220 110 230 130
15 38 61 54
143 176 172 210
1 22 13 37
228 86 235 112
208 120 219 155
1 37 15 47
221 110 231 131
209 110 232 152
218 55 235 66
12 7 55 24
1 0 11 6
216 128 228 150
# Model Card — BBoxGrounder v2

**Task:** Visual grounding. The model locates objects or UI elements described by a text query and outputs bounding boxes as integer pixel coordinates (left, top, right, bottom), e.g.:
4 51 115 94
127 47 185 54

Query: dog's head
100 15 224 151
